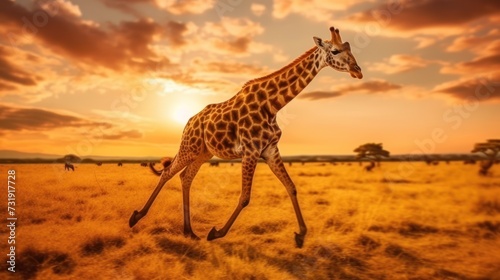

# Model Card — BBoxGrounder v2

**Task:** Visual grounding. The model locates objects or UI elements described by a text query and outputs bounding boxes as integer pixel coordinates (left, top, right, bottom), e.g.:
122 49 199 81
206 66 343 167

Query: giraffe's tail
149 157 173 176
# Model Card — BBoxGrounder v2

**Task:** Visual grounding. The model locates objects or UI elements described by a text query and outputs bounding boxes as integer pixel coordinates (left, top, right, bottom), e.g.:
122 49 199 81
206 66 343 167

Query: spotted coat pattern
129 26 363 248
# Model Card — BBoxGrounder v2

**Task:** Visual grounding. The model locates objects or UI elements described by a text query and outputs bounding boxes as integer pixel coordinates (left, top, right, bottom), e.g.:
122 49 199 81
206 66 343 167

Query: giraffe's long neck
241 47 324 115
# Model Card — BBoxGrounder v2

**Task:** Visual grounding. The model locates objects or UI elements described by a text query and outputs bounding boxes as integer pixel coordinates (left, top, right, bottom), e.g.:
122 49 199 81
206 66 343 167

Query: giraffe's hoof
207 227 220 241
294 232 305 248
184 231 201 240
129 210 140 228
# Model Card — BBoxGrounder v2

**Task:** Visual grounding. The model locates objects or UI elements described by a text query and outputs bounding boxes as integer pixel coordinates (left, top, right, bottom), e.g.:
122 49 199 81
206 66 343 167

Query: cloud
298 91 343 100
154 0 215 15
0 1 172 72
442 36 500 75
0 82 17 91
102 129 143 140
349 0 500 33
37 0 83 18
0 104 111 132
300 80 401 100
446 29 500 53
100 0 150 17
164 21 190 47
101 0 215 16
251 3 266 16
272 0 367 21
434 31 500 102
0 46 39 87
433 74 500 101
193 59 268 76
368 54 441 74
200 17 272 55
0 104 145 140
215 37 252 53
341 0 500 54
202 17 264 38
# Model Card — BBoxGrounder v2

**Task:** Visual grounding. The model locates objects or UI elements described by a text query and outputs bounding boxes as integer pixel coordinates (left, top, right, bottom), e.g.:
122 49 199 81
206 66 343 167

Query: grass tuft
81 236 126 256
474 197 500 215
385 244 420 264
18 247 75 279
156 237 206 260
398 222 439 237
357 235 381 251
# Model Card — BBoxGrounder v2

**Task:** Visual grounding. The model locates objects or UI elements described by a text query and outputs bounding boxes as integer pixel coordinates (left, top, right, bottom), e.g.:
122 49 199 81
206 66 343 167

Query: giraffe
129 26 363 247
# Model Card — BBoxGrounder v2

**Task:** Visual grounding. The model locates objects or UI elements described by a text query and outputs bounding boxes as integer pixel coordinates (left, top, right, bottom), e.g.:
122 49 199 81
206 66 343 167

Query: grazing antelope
64 163 74 171
365 161 375 172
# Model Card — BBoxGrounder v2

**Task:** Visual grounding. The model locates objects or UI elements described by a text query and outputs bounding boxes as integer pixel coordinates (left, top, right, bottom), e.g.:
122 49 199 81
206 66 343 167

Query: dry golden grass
1 162 499 280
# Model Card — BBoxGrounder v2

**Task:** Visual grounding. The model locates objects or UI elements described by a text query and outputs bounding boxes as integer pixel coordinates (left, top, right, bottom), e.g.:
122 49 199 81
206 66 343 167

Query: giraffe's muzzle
350 65 363 79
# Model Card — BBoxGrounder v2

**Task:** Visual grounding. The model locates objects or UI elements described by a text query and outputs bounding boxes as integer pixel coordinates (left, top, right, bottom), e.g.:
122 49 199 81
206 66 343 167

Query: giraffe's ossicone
129 26 363 248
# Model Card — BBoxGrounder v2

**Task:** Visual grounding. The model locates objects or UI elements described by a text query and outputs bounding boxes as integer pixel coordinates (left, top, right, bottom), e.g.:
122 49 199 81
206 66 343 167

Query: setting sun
148 78 204 125
170 100 199 125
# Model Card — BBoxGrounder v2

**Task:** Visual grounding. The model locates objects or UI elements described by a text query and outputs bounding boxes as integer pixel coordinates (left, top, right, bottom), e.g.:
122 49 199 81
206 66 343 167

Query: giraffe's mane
242 46 318 88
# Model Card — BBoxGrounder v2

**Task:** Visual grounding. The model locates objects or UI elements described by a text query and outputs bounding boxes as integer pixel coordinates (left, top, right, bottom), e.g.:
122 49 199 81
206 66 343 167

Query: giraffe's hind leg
207 154 258 241
129 154 193 227
179 151 213 239
263 147 307 248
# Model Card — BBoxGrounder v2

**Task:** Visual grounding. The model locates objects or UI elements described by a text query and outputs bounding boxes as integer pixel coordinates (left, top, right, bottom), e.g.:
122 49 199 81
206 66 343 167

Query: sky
0 0 499 158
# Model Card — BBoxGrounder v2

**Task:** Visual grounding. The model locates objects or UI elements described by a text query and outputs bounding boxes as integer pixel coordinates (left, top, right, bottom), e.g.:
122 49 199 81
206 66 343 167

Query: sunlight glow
171 101 199 125
146 78 205 125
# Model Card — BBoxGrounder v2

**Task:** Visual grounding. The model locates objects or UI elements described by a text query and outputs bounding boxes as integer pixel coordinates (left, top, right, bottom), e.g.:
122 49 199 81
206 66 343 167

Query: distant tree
471 139 500 176
63 154 81 163
354 143 390 171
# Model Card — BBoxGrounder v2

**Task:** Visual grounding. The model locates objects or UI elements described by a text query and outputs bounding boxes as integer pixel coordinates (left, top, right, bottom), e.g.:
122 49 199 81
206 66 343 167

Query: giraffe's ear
342 42 351 51
313 37 324 48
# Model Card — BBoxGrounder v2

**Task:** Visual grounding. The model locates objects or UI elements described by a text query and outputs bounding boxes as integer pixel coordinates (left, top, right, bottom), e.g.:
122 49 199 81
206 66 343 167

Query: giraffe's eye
332 49 341 55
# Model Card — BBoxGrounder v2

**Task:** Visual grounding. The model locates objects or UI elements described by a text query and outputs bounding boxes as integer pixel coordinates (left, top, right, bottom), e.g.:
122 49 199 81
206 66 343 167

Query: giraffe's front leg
207 155 257 241
263 147 307 248
129 171 171 227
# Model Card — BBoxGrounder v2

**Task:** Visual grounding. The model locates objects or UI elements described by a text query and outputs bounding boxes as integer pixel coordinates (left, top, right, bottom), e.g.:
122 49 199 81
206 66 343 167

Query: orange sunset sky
0 0 499 157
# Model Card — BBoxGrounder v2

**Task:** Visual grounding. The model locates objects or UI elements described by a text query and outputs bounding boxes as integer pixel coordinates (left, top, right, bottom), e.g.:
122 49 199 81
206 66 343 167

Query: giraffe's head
313 26 363 79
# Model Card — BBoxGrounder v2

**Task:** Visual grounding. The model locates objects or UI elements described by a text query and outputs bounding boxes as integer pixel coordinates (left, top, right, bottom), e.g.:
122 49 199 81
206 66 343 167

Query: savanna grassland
0 161 499 280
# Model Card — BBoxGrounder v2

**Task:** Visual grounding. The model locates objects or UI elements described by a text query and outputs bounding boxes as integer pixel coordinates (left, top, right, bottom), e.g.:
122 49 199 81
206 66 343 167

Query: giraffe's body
129 26 363 247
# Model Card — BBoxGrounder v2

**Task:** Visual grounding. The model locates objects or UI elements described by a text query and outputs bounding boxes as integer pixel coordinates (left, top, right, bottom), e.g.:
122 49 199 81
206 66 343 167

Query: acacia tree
62 154 81 163
354 143 390 171
471 139 500 176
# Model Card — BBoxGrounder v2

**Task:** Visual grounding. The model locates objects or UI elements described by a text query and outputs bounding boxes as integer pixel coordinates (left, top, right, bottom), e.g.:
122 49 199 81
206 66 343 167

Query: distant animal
118 162 123 166
479 160 494 176
96 162 102 166
464 159 476 165
365 161 375 172
209 161 219 167
129 26 363 248
64 163 74 171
